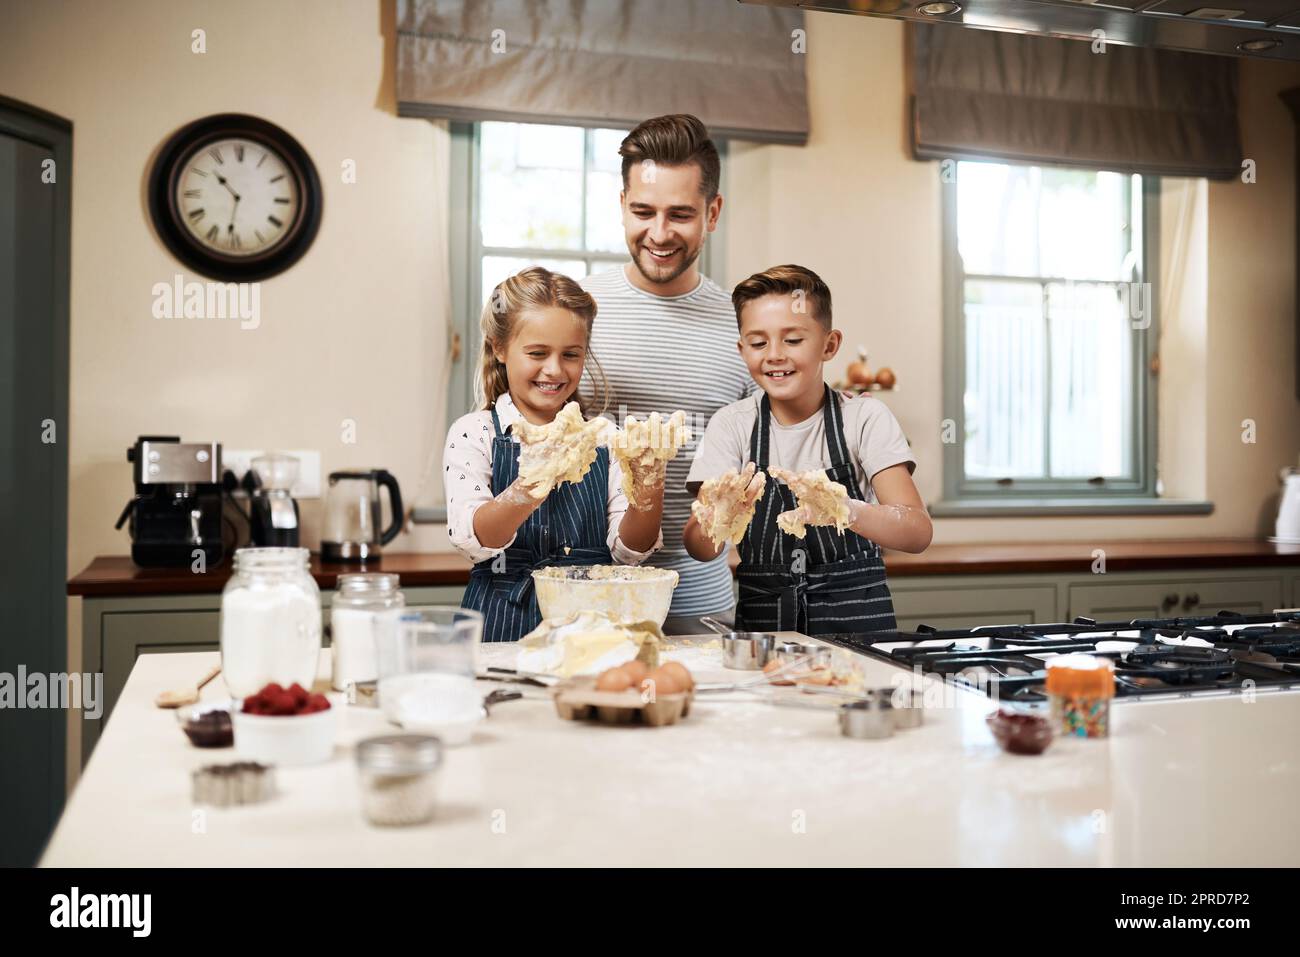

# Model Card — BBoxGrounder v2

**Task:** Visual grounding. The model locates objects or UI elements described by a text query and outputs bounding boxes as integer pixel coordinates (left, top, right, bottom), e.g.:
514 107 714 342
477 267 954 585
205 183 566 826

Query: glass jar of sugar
330 573 404 692
220 547 321 698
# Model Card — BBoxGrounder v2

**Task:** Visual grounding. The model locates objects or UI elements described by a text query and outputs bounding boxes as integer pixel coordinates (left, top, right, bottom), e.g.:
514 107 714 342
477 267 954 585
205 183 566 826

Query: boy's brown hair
619 114 721 199
731 264 833 329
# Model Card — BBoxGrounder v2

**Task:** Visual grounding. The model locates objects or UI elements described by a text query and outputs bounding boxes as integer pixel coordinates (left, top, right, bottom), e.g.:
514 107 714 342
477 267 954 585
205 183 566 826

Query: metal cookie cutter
878 685 924 729
839 696 894 740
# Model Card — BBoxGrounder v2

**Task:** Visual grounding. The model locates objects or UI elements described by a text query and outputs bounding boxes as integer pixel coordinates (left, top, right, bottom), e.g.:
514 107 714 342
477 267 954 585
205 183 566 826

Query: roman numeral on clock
268 215 283 228
208 147 223 165
235 145 244 163
188 208 205 221
206 225 219 243
183 189 201 198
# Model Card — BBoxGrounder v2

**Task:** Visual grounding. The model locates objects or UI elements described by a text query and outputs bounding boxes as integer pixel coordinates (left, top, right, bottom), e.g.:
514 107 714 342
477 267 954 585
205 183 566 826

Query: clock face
175 138 300 257
149 114 322 281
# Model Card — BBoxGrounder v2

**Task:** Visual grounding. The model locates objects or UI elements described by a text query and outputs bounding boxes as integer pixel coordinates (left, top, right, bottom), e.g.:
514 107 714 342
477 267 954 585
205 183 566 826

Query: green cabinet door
1069 576 1283 621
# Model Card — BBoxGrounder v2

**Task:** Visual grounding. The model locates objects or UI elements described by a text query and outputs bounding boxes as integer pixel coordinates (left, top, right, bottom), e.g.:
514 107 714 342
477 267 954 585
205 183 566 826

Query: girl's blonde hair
474 266 609 414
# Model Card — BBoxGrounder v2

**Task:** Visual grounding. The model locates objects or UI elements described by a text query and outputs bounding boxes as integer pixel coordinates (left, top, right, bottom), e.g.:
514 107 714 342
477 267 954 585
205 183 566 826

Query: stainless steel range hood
741 0 1300 60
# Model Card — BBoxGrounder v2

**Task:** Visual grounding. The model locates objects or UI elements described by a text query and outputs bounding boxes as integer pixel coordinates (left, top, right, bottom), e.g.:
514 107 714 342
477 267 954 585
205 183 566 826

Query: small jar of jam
986 709 1053 755
1045 654 1115 738
177 703 233 748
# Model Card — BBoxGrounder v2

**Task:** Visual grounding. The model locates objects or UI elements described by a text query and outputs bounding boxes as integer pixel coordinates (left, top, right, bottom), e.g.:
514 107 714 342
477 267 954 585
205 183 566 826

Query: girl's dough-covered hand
769 467 852 538
612 410 692 510
514 402 609 499
692 462 767 547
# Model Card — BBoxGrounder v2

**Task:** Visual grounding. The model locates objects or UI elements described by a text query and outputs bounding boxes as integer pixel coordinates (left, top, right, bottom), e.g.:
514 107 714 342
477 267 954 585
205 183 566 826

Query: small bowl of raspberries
232 682 340 766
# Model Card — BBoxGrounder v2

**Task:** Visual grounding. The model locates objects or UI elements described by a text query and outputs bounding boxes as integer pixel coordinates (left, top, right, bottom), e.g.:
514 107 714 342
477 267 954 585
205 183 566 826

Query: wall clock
148 113 322 281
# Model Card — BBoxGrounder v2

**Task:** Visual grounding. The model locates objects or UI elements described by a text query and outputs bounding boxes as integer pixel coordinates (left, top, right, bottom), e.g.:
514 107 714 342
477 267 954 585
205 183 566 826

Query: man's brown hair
619 114 721 199
732 264 833 329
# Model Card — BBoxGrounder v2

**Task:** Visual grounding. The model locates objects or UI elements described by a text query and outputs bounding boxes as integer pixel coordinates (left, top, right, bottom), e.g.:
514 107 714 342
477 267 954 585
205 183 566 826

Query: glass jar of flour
330 573 405 692
220 547 321 697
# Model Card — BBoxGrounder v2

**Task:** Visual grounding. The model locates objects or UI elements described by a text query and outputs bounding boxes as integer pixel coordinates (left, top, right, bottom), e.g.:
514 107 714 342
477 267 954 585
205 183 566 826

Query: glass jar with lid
330 573 405 692
220 547 321 697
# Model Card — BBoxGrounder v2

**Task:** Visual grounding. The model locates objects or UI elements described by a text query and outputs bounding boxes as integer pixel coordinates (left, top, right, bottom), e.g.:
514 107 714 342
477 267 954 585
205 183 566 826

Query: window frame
940 163 1161 504
447 120 726 420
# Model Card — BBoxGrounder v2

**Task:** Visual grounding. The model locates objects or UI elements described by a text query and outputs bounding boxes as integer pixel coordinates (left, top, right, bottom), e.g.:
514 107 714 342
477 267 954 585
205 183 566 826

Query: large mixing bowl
531 565 679 626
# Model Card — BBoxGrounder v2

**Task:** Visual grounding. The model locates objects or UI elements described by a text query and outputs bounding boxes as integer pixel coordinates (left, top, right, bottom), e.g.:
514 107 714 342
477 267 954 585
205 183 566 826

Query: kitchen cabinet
1068 573 1284 621
890 577 1058 629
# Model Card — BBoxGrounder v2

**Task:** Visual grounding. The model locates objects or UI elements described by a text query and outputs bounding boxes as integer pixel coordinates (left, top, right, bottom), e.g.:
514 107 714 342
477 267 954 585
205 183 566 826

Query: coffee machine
115 435 225 567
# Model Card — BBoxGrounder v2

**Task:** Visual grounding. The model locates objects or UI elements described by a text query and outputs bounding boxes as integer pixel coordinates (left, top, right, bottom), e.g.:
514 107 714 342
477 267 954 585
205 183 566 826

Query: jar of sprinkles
1045 655 1115 738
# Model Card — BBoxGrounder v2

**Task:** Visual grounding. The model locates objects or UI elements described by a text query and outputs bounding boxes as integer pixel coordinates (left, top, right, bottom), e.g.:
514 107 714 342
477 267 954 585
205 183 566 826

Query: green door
0 97 72 867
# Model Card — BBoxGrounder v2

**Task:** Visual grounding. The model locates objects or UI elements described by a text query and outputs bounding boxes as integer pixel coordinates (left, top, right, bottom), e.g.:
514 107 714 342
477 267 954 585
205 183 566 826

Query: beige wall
726 13 1300 542
3 2 1300 784
0 0 452 786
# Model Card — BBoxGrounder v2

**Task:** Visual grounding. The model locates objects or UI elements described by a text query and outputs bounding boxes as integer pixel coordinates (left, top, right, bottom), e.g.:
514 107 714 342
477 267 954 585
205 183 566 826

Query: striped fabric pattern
737 387 899 636
461 410 614 643
581 265 754 617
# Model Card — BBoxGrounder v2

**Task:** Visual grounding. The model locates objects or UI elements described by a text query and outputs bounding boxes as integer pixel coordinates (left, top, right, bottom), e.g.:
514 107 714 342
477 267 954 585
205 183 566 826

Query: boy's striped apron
735 386 898 636
462 407 613 643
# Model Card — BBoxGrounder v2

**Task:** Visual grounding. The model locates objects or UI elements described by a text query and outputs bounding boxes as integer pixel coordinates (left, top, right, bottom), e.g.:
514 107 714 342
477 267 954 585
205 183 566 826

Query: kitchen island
41 638 1300 867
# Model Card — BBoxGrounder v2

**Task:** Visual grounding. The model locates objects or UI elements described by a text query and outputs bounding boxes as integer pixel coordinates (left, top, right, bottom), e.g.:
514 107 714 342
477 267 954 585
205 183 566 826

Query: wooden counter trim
67 539 1300 597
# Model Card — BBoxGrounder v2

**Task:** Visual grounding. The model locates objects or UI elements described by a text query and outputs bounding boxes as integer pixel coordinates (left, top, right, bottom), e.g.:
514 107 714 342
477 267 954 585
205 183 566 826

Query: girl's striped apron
735 386 898 636
461 407 614 643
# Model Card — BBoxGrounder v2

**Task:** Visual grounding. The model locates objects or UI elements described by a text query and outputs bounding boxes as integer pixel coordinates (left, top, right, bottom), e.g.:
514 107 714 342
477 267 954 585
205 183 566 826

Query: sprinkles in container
1045 654 1115 738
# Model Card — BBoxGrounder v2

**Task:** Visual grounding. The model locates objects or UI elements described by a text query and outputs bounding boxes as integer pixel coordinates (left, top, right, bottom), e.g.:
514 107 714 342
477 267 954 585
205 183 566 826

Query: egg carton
552 677 693 727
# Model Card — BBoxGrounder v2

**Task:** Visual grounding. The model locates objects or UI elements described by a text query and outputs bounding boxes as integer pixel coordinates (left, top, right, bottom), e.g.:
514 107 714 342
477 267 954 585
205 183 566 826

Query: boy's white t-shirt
687 392 916 502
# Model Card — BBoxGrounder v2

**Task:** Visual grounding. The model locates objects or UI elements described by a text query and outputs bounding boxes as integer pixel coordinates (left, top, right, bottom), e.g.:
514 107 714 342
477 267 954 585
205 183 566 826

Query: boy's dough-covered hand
611 410 692 510
692 462 767 548
514 402 611 499
769 467 852 539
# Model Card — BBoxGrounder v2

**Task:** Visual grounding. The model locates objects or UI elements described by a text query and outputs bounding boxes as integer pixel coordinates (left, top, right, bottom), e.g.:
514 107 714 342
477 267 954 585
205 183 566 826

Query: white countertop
41 637 1300 867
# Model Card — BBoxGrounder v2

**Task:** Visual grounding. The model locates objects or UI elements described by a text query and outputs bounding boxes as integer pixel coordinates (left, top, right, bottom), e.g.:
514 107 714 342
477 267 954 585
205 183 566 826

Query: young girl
444 267 665 642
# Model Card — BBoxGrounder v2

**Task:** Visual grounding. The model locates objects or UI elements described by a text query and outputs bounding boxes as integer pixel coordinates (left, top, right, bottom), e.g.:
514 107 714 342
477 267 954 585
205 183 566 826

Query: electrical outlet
222 448 322 499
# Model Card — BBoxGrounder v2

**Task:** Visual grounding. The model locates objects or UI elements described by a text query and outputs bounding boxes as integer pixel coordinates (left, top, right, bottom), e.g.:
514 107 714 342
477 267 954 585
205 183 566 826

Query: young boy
683 264 932 635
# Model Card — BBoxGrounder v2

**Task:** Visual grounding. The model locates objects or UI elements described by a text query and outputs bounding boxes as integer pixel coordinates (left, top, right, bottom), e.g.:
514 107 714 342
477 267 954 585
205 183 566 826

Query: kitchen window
940 161 1161 509
446 121 725 420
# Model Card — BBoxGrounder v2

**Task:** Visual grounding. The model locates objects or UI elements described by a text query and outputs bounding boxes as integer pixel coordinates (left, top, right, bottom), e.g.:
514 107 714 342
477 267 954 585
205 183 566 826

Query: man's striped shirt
582 265 754 617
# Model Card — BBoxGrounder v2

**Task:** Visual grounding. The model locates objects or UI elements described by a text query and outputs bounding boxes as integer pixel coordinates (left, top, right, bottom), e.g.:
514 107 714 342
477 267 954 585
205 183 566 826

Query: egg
622 660 649 688
646 667 683 696
595 667 633 692
660 661 694 691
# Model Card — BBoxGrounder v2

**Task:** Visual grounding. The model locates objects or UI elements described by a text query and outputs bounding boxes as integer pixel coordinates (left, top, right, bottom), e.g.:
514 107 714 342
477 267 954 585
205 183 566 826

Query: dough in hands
610 410 692 509
514 402 611 498
692 462 767 548
769 467 853 538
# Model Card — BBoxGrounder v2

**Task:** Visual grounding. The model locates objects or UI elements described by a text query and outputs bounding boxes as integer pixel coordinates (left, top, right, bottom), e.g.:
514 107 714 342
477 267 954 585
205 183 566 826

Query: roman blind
396 0 809 144
910 22 1243 179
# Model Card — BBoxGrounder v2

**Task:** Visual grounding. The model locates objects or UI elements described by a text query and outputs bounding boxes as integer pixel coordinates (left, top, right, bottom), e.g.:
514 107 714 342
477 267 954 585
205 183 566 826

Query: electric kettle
1273 464 1300 544
320 469 404 562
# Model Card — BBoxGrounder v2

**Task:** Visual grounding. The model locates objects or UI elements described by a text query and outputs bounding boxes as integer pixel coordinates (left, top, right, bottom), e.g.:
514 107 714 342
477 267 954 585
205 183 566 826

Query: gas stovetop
818 611 1300 704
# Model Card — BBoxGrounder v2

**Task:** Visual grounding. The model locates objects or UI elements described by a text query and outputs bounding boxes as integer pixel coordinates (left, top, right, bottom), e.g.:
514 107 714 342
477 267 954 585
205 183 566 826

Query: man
582 114 753 633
